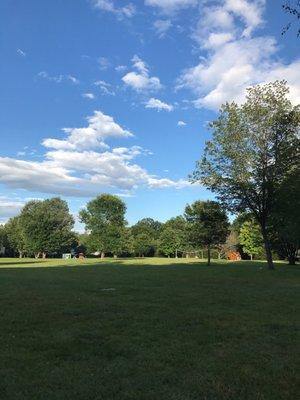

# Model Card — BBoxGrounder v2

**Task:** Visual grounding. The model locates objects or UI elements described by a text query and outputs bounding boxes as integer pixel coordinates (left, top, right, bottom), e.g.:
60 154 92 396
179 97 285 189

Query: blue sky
0 0 299 229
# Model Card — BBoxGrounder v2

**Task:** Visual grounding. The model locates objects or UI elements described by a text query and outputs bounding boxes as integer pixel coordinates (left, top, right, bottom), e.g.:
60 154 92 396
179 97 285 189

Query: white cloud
115 65 127 73
98 56 111 70
37 71 79 84
94 80 115 95
92 0 136 18
0 197 25 221
82 93 95 99
177 0 300 110
153 19 172 37
42 110 133 151
0 108 193 197
145 98 174 111
122 55 162 91
17 48 26 57
177 120 186 126
145 0 198 13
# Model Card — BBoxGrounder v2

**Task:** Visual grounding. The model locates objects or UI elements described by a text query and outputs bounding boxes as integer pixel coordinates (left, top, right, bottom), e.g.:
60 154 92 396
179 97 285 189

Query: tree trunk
288 254 296 265
101 251 105 259
18 251 23 258
42 252 46 259
35 252 41 259
113 254 117 259
261 229 274 270
207 245 211 266
250 254 253 261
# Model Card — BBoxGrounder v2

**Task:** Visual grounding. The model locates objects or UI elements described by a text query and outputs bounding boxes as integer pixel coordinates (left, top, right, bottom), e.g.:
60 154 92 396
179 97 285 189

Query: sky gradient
0 0 299 229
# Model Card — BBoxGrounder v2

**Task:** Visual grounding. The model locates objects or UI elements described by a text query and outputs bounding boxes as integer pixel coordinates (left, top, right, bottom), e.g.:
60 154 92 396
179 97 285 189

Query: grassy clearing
0 258 299 400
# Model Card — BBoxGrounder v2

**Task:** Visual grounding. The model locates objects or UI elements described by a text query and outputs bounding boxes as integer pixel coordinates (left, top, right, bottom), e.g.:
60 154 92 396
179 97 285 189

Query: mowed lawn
0 258 299 400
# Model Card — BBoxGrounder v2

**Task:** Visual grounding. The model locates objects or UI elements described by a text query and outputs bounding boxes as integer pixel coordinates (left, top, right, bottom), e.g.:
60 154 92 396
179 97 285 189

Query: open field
0 258 299 400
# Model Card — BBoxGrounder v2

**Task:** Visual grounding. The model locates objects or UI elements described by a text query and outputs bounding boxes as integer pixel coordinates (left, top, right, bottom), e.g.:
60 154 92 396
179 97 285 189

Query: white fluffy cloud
92 0 136 18
145 98 174 111
122 55 162 91
42 111 133 151
177 0 300 110
0 110 191 197
177 120 186 126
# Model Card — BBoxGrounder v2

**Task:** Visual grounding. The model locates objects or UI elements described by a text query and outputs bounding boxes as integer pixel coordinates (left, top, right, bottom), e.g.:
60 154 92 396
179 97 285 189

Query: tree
270 171 300 264
79 194 126 258
131 218 162 256
239 220 264 260
184 200 229 266
159 228 181 257
192 81 300 270
282 1 300 36
133 233 153 257
20 198 75 258
0 224 9 255
5 216 26 258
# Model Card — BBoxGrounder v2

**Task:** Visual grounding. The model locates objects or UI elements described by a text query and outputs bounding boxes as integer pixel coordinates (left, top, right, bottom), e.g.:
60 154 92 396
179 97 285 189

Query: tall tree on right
191 81 300 270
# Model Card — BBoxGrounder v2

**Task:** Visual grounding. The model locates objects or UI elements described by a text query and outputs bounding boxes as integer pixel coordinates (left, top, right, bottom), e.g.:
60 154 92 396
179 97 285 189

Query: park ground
0 257 299 400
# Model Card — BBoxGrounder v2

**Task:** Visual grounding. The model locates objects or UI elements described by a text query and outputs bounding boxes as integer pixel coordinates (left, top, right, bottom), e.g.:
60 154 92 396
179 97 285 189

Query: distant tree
80 194 126 258
191 81 300 270
158 228 181 257
185 200 229 266
133 233 153 257
282 1 300 36
131 218 162 256
20 198 75 258
5 216 26 258
239 220 264 260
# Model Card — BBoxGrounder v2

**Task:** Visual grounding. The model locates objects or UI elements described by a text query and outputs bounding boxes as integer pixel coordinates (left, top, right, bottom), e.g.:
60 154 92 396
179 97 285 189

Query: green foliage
185 200 229 265
239 220 264 260
158 228 181 257
19 198 75 256
5 216 26 257
133 233 154 257
192 81 300 269
270 170 300 264
80 194 126 256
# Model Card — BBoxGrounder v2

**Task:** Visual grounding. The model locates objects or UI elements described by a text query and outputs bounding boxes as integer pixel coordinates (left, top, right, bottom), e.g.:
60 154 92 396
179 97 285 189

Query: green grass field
0 257 299 400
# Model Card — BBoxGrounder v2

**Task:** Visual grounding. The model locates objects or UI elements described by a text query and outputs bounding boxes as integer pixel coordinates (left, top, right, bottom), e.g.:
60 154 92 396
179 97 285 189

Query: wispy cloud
37 71 79 84
16 48 26 57
91 0 136 18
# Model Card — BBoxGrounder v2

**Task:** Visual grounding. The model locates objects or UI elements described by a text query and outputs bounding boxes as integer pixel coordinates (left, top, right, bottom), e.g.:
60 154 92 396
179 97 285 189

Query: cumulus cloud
42 111 133 151
0 110 191 197
177 0 300 110
177 120 186 126
145 98 174 111
122 55 162 91
92 0 136 18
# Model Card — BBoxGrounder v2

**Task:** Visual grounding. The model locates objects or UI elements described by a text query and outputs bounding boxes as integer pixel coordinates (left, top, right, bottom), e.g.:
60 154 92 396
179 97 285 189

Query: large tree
131 218 162 256
184 200 229 266
192 81 300 270
79 194 126 258
20 198 75 258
